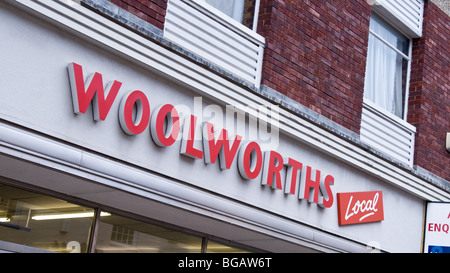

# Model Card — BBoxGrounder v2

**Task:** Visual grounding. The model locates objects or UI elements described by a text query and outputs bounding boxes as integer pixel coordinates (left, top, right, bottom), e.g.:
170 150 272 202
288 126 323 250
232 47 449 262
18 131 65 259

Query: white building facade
0 0 448 253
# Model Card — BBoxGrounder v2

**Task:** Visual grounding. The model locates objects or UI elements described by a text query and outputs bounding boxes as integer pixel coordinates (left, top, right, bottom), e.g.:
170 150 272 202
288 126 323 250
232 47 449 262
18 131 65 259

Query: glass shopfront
0 183 94 252
0 182 252 253
94 212 203 253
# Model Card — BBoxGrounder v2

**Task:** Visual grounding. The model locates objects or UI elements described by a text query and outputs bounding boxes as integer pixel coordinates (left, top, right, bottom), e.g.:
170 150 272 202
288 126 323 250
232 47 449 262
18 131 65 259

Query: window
95 212 203 253
203 0 259 30
205 0 244 23
360 13 416 166
0 182 256 253
206 239 251 253
0 184 95 253
364 13 412 119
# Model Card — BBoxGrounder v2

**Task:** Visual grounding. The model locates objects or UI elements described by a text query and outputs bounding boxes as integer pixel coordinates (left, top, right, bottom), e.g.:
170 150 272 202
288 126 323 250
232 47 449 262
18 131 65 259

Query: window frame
364 12 413 121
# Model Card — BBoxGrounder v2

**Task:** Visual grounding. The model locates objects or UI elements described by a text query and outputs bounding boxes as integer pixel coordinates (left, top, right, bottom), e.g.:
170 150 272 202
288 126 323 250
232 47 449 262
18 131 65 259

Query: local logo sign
337 191 384 225
67 63 336 209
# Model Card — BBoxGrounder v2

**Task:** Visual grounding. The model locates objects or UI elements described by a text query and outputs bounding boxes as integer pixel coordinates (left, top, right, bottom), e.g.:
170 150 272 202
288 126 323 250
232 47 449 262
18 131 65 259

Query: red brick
107 0 167 29
408 1 450 181
257 0 371 134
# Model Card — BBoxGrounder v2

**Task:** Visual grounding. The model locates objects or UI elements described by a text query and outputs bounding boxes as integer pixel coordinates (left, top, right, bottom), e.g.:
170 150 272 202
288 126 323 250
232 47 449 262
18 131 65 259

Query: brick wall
257 0 371 134
108 0 167 30
408 0 450 181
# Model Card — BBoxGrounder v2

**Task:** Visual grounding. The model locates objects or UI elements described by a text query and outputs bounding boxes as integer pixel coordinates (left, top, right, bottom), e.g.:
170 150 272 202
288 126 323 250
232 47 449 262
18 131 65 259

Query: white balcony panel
164 0 265 87
361 99 416 166
372 0 424 38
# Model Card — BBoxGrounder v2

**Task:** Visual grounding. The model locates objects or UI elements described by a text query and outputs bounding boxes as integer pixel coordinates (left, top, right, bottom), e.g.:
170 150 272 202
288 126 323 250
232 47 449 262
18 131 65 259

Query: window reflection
206 240 250 253
95 212 202 253
0 183 253 253
0 184 94 253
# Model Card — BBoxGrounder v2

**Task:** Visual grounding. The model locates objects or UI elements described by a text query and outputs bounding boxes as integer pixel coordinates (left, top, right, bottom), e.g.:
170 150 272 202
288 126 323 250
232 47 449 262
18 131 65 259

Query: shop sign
337 191 384 225
423 202 450 253
67 63 336 209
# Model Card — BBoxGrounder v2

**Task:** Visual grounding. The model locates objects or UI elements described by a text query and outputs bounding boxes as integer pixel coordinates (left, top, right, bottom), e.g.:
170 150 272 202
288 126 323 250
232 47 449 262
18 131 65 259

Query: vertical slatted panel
164 0 265 87
373 0 424 37
361 100 416 166
383 0 424 33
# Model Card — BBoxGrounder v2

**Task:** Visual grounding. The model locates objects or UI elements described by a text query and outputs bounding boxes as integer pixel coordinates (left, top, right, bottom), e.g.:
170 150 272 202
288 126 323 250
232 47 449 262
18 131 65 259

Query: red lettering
428 223 450 234
434 223 441 232
203 122 242 169
118 90 150 135
68 63 340 210
151 104 180 147
285 158 302 195
299 166 320 203
68 62 121 121
203 122 221 164
238 142 263 180
319 175 334 208
180 115 203 159
261 151 284 190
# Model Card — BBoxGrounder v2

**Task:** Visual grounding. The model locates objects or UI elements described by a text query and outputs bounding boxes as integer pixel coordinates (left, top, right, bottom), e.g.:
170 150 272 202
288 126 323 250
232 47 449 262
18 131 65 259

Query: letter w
68 62 122 121
203 122 242 169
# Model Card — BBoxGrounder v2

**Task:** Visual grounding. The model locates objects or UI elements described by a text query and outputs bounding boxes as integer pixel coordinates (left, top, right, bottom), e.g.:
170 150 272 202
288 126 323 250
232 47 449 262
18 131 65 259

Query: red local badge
337 191 384 226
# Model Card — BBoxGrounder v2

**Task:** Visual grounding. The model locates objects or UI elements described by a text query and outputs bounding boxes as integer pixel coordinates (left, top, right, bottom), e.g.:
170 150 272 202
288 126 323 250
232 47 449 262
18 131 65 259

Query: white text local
68 63 335 208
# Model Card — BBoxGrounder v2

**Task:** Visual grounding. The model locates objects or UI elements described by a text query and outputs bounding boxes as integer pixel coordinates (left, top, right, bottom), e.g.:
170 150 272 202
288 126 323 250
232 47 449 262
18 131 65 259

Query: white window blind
364 13 411 119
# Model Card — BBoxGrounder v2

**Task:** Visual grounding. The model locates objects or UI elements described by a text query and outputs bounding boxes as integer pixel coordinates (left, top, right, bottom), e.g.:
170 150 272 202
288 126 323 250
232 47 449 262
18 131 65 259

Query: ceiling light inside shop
32 211 111 220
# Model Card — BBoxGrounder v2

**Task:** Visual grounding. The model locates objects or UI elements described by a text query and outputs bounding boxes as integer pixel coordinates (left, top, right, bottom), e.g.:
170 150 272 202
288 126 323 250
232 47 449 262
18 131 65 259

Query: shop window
364 12 411 119
110 225 136 245
0 183 255 253
94 212 203 253
0 184 95 253
206 239 250 253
